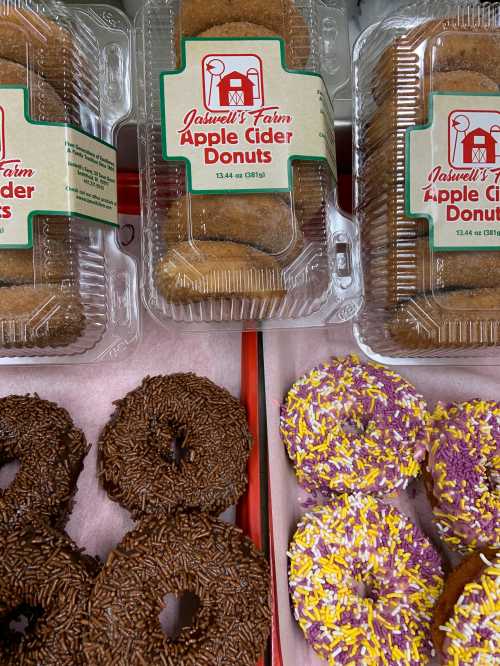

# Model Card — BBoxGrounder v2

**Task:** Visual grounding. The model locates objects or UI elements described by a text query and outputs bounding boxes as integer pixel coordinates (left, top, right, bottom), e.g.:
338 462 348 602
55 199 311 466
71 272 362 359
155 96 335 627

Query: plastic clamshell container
0 1 139 364
135 0 361 330
353 0 500 364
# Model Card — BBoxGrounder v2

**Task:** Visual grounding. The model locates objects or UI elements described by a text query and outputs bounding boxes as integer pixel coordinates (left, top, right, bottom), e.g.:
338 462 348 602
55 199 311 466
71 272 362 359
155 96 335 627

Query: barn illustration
217 69 260 107
462 127 497 164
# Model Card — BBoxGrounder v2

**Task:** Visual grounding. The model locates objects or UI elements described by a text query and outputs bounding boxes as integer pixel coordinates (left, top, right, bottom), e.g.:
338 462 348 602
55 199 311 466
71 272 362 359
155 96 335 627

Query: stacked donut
89 373 271 665
0 6 84 351
357 17 500 352
155 0 330 309
282 355 500 664
0 375 271 665
0 394 93 665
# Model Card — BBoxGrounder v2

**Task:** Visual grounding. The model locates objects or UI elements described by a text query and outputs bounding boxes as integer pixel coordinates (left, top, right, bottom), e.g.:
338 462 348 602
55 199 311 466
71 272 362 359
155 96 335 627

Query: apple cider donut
156 240 286 303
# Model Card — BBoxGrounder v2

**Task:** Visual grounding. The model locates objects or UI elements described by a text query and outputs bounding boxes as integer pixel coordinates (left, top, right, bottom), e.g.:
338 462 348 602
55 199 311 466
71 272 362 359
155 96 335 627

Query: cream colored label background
0 88 117 247
162 40 336 192
408 94 500 250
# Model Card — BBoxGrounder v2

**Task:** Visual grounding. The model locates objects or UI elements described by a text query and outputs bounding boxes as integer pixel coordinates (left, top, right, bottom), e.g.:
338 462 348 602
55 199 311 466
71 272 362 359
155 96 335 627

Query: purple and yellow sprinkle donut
427 400 500 553
280 355 429 497
440 551 499 665
288 494 444 665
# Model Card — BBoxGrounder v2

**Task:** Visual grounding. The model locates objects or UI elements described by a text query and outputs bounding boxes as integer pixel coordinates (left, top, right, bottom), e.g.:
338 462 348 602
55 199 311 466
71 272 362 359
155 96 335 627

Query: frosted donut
288 494 444 665
0 285 85 350
156 240 286 303
280 354 429 497
0 394 88 529
426 400 500 552
435 550 499 665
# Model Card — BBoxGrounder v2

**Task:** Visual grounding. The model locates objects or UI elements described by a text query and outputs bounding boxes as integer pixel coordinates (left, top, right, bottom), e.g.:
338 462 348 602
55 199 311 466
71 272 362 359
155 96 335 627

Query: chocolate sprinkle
0 395 88 529
98 374 252 518
0 524 97 665
83 512 271 665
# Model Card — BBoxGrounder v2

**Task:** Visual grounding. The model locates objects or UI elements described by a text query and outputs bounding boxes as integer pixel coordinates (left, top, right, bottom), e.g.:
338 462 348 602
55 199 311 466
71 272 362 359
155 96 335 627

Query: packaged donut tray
0 0 139 365
135 0 361 330
0 327 270 664
263 332 500 666
353 0 500 363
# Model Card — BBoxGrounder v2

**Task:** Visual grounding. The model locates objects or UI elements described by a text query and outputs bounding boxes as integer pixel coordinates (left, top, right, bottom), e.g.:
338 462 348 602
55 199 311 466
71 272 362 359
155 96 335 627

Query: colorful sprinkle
428 400 500 553
288 494 444 665
280 355 429 497
441 552 500 665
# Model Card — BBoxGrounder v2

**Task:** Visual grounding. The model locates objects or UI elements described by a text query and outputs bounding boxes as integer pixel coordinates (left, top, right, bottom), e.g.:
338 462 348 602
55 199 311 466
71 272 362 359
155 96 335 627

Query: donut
0 217 72 287
0 395 88 529
156 240 286 304
0 58 67 122
288 494 444 665
364 71 498 153
83 512 271 665
98 373 251 518
280 354 429 497
178 0 310 68
164 192 300 256
433 550 499 664
389 288 500 350
0 284 85 350
373 20 500 105
0 524 96 665
425 400 500 553
413 238 500 292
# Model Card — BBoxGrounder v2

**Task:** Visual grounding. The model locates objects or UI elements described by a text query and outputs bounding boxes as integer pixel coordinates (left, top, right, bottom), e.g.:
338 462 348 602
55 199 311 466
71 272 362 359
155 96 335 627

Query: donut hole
0 457 20 490
341 417 368 437
0 602 44 644
148 421 189 467
159 591 201 641
353 577 380 603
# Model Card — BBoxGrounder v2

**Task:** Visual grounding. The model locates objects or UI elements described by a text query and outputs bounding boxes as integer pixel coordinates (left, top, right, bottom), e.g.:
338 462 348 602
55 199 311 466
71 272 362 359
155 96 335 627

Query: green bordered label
160 38 336 194
406 92 500 251
0 86 118 249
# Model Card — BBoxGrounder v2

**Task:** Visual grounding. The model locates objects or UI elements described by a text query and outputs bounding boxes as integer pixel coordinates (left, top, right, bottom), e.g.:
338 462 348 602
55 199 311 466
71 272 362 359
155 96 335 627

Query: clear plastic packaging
136 0 360 329
354 0 500 363
0 1 139 364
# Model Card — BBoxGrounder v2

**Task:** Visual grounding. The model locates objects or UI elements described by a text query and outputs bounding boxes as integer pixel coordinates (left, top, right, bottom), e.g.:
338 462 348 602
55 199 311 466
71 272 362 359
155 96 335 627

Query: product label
160 38 336 193
0 86 118 249
407 93 500 250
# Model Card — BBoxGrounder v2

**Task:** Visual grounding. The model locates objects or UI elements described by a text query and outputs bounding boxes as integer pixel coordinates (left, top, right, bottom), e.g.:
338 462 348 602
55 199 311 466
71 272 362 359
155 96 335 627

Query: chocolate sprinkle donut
98 374 251 518
0 395 88 529
0 524 96 665
83 512 271 666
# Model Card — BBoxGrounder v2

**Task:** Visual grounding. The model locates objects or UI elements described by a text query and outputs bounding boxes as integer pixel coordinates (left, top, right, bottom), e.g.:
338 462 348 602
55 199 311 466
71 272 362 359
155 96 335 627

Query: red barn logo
449 109 500 168
202 54 264 111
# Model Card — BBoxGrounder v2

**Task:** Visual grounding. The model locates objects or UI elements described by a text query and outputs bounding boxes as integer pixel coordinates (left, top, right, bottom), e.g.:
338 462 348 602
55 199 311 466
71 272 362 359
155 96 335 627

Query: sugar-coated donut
0 395 88 529
389 288 500 350
83 512 271 666
436 550 499 665
0 524 96 665
0 285 85 349
164 192 299 256
0 58 67 122
0 6 73 81
289 494 444 665
156 240 286 303
178 0 310 68
98 373 251 518
281 354 429 497
426 400 500 553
